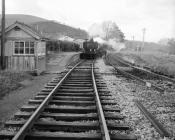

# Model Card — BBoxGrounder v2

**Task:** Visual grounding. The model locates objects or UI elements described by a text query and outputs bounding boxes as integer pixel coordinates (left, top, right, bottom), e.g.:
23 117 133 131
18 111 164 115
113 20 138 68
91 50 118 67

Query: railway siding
103 55 174 139
106 53 175 93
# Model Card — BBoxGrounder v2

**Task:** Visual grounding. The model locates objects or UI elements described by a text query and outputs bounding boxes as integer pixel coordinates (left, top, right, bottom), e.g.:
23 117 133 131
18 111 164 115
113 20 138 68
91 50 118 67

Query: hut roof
1 21 48 40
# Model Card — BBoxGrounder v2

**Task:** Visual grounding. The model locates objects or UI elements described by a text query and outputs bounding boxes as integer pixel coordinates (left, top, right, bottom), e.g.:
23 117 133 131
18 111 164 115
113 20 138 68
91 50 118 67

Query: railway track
105 55 171 138
106 54 175 93
0 60 136 140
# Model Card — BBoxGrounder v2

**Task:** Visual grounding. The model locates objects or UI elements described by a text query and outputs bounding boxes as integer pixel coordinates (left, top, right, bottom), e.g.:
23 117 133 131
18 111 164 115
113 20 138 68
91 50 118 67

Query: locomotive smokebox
80 38 98 59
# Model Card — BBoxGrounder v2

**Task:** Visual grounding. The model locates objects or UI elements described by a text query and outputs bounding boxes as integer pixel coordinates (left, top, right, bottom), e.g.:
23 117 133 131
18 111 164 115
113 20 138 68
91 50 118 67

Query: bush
47 40 80 52
0 71 33 99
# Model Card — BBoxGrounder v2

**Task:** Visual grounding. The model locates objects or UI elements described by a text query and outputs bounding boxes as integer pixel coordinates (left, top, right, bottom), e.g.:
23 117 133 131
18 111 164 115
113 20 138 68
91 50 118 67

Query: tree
101 21 125 42
102 21 112 40
168 38 175 54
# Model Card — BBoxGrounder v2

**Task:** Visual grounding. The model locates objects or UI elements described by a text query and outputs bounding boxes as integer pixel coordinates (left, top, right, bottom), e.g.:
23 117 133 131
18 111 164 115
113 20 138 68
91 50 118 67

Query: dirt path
0 52 79 129
46 52 78 73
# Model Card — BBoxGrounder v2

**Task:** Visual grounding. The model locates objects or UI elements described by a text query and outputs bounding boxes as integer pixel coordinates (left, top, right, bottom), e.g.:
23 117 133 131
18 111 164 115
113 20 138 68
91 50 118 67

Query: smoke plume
88 21 125 52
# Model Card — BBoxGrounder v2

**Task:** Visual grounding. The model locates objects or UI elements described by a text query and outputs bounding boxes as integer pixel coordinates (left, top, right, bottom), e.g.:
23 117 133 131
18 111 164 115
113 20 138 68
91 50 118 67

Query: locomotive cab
80 38 98 59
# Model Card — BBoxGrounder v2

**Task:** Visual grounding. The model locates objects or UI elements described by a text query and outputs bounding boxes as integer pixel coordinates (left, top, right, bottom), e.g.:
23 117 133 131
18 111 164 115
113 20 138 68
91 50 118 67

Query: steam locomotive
80 38 99 59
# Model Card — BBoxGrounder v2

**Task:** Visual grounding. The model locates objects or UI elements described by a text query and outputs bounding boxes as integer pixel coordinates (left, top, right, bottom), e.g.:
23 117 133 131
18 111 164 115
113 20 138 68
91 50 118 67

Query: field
110 51 175 78
0 52 79 99
0 71 33 99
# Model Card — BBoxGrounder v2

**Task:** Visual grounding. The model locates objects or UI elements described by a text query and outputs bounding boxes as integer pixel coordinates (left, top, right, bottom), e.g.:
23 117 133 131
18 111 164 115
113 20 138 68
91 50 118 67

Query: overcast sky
2 0 175 42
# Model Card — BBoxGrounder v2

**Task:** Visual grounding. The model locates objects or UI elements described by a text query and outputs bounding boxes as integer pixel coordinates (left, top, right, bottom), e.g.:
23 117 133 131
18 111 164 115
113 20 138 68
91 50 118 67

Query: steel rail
106 55 170 138
132 66 175 83
135 100 170 137
106 55 165 93
108 54 175 83
91 62 111 140
12 61 82 140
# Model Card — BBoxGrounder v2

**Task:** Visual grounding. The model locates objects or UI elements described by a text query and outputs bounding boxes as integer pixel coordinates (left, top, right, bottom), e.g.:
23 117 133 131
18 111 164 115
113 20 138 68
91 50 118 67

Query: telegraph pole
131 35 136 51
132 35 135 41
1 0 5 70
142 28 146 52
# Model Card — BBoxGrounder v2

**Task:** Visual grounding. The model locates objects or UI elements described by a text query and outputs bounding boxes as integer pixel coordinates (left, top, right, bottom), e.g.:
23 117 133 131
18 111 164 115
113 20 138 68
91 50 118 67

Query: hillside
0 14 88 39
31 21 88 39
0 14 47 27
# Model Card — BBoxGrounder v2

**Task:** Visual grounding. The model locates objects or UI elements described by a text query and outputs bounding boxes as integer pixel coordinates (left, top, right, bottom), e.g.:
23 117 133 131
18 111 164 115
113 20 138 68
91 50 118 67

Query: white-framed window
14 41 35 55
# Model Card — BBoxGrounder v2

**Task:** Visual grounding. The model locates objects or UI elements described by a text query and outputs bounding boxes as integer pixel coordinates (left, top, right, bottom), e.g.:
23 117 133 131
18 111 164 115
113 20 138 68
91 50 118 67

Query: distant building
74 39 85 48
0 21 47 74
59 35 74 42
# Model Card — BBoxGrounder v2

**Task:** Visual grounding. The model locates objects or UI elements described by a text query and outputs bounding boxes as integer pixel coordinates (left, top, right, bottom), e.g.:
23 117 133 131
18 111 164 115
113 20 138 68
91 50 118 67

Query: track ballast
0 60 136 140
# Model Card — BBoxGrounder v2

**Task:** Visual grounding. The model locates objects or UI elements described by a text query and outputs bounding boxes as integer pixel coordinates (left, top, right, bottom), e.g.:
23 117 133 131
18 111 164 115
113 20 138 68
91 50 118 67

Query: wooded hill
31 21 88 39
0 14 88 39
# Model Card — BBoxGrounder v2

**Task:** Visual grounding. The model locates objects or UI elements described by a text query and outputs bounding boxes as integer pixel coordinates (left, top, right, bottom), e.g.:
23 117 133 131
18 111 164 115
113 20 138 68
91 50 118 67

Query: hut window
25 41 34 54
25 42 30 54
20 42 24 54
14 41 35 55
14 42 20 54
30 42 34 54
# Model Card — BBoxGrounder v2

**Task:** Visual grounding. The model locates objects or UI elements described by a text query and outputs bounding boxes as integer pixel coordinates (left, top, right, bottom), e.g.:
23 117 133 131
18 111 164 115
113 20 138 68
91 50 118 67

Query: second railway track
105 54 172 138
106 54 175 93
0 60 136 140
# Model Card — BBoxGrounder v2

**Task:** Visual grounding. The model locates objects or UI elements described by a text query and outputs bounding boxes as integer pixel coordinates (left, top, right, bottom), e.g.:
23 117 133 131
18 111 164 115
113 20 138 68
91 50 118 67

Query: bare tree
102 21 111 40
101 21 124 42
168 38 175 54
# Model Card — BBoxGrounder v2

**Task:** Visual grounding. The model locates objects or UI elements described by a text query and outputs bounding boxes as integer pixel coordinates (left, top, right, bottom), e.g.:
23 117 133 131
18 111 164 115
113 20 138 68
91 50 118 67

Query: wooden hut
0 21 47 74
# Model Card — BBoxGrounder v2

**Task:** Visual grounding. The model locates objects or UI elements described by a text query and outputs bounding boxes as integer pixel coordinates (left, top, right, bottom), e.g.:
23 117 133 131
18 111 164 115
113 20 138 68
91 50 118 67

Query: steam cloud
88 22 125 52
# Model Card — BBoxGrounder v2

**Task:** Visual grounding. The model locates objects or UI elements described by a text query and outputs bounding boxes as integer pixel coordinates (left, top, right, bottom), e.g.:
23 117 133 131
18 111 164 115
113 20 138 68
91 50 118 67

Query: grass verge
112 51 175 78
0 71 33 99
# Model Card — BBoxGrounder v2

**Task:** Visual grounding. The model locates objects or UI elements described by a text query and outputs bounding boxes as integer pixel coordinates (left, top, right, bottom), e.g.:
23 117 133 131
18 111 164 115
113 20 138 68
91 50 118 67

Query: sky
1 0 175 42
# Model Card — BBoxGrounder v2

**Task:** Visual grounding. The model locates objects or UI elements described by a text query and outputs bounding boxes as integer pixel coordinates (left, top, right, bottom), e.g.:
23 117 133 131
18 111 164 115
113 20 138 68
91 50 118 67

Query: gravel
95 58 174 140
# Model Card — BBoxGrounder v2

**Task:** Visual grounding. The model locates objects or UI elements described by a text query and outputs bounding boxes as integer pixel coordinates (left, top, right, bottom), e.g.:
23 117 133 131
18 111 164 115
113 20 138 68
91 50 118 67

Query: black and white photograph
0 0 174 139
